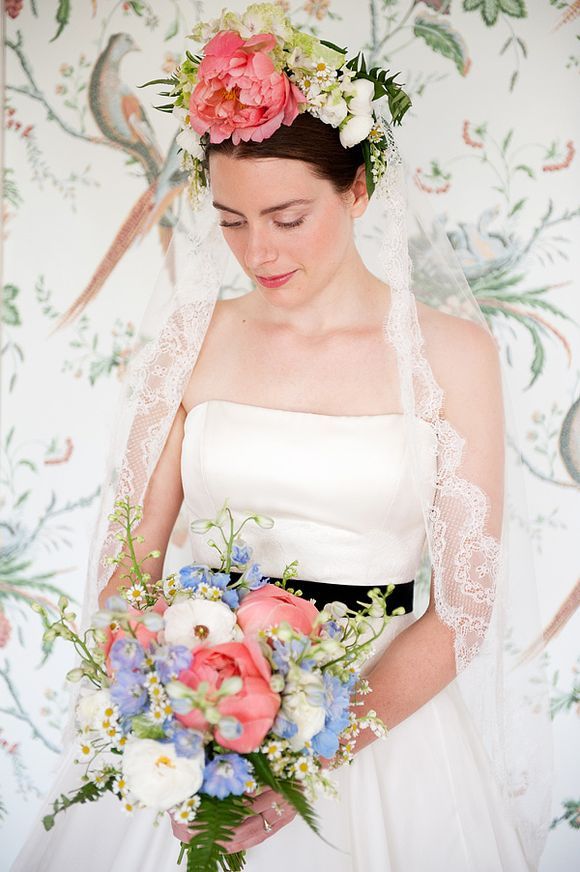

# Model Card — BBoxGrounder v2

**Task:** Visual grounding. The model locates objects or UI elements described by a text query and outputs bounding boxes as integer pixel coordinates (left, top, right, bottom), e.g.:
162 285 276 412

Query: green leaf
500 0 527 18
247 753 320 836
165 18 179 41
1 300 20 326
361 138 376 200
42 777 115 831
463 0 500 26
413 15 469 75
514 163 534 179
501 129 513 154
184 794 251 872
508 197 526 217
131 714 166 739
319 39 347 54
49 0 71 42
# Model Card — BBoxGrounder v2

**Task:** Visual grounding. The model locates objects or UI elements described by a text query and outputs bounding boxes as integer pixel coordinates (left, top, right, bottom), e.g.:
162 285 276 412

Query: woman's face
208 153 368 309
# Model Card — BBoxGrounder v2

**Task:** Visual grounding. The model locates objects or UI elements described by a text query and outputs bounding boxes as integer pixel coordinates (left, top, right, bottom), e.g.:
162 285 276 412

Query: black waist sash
229 572 415 616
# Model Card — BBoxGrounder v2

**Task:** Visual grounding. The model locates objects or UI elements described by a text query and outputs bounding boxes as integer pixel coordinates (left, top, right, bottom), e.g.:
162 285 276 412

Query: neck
252 246 389 338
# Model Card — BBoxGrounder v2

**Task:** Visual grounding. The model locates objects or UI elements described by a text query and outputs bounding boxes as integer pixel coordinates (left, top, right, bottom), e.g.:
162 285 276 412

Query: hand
169 786 297 853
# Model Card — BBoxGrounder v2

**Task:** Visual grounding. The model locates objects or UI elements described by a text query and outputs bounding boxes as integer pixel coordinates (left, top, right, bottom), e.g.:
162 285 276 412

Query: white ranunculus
282 671 326 751
164 598 237 649
76 688 113 731
317 94 348 128
176 126 204 160
122 738 204 811
345 78 375 116
339 114 375 148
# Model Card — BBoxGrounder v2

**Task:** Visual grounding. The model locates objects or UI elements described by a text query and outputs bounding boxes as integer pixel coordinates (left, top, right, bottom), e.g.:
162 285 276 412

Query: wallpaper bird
53 33 188 331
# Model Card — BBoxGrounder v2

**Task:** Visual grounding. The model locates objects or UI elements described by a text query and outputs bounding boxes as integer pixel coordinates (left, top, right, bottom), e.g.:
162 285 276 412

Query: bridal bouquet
34 498 391 872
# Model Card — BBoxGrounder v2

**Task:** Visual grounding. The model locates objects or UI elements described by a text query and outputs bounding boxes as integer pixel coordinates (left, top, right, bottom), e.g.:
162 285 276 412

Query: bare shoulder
415 298 500 377
414 299 502 420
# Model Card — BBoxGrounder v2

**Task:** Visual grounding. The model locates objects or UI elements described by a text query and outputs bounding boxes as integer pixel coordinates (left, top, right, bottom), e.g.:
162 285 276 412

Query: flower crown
143 3 411 208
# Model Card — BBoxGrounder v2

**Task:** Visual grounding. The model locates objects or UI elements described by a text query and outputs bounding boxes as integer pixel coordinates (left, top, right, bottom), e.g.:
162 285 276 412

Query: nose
243 224 278 273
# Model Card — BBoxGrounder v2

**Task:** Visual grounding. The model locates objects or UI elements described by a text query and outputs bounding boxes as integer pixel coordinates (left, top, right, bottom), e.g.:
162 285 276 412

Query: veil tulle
23 103 553 870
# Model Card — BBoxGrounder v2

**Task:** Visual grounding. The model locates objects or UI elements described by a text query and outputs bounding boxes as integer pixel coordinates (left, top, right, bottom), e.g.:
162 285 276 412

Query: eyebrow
212 198 314 217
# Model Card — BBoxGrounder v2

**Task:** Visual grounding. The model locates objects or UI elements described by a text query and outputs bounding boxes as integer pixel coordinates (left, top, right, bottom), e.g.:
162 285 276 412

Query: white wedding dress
11 399 531 872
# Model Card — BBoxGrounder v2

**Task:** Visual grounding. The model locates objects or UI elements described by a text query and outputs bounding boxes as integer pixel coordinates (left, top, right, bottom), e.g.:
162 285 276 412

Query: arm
98 402 188 609
354 317 505 750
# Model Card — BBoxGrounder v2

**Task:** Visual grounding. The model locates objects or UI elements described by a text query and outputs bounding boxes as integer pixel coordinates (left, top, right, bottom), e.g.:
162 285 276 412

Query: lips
254 269 297 289
256 270 295 281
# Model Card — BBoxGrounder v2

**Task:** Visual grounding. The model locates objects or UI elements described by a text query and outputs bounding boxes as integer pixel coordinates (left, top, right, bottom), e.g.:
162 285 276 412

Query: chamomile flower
174 794 201 823
313 59 337 87
126 583 147 606
112 775 128 796
292 756 316 780
262 739 284 761
77 740 93 760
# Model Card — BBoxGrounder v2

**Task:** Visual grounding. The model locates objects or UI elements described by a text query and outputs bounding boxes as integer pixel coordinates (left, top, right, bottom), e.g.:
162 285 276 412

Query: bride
12 5 551 871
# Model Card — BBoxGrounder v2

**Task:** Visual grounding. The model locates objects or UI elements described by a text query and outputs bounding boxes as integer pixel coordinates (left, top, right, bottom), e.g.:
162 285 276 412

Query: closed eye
219 218 305 230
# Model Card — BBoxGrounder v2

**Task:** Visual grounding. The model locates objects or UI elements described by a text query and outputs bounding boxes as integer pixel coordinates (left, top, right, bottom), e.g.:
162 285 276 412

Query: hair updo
202 111 365 197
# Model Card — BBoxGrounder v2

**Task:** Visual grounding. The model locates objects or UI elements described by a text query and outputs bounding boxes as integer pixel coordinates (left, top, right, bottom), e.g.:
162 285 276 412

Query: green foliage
413 16 469 75
1 284 21 327
550 798 580 831
247 753 320 836
49 0 71 43
183 794 252 872
463 0 527 27
42 776 115 831
343 52 411 126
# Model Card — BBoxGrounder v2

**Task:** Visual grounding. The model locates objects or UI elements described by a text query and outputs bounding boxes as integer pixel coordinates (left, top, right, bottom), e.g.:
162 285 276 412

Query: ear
349 163 370 218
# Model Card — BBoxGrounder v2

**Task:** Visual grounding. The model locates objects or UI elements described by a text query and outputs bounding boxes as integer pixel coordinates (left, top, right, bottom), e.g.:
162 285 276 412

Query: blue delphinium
243 562 269 590
179 563 213 590
165 723 204 758
311 673 352 759
109 637 145 672
231 541 252 566
272 712 298 741
110 669 148 717
209 571 240 609
152 645 192 683
202 753 254 799
271 637 316 676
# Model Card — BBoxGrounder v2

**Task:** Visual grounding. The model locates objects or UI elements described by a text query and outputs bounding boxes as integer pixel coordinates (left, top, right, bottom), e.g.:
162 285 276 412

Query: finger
225 807 297 853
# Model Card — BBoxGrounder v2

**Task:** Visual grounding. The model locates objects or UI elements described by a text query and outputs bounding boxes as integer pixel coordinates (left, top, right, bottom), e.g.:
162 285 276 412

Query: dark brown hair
202 111 365 196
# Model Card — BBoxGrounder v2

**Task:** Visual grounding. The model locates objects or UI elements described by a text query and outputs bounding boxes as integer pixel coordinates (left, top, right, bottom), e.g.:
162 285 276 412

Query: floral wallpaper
1 1 578 868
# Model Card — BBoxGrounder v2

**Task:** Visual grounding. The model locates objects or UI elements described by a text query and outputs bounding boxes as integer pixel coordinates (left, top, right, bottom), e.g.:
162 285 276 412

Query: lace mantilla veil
59 102 553 868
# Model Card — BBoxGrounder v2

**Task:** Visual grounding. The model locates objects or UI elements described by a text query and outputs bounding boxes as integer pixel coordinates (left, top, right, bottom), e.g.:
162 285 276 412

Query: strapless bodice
180 399 436 587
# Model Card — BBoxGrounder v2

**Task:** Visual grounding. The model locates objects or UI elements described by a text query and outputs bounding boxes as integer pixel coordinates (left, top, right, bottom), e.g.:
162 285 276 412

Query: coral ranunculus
175 640 280 753
237 583 320 637
189 30 307 145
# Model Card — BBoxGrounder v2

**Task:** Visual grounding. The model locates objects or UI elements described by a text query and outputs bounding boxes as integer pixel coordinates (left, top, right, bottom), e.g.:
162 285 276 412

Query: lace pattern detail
377 109 502 675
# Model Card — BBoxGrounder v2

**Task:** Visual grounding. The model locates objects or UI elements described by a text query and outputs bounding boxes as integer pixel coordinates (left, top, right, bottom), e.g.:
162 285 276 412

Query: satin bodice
180 399 437 587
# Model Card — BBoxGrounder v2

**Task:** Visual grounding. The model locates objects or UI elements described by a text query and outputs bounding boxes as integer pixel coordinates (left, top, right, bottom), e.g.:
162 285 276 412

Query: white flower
176 126 204 160
122 738 204 811
164 598 237 649
317 93 348 128
339 114 375 148
343 77 375 115
281 671 326 751
76 688 114 732
172 105 189 125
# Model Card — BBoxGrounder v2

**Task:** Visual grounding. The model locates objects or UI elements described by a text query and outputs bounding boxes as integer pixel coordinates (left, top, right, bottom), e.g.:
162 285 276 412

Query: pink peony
175 640 280 753
189 30 307 145
237 583 320 637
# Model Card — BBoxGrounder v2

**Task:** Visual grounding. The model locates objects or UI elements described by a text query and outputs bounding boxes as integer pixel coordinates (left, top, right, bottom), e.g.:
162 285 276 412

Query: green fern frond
184 795 252 872
247 753 320 836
